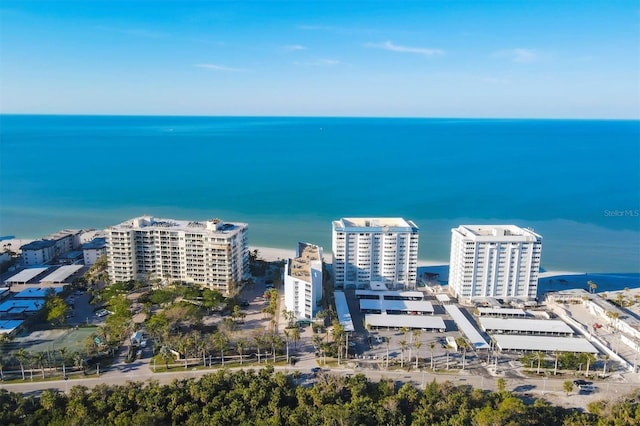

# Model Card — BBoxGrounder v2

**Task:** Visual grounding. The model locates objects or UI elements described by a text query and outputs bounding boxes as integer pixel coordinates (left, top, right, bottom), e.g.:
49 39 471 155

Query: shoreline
250 245 446 268
250 245 640 292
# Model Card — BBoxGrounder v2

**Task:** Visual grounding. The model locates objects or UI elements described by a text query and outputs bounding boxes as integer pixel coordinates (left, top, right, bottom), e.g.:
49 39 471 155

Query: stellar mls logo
603 209 639 217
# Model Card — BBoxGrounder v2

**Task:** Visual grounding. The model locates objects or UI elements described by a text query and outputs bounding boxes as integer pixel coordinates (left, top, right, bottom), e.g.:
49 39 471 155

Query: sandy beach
251 245 449 267
252 245 640 294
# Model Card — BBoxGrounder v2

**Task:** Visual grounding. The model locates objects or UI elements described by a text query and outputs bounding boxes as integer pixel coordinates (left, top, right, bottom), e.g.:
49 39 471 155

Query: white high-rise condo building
106 216 248 294
332 218 419 289
448 225 542 302
284 242 323 320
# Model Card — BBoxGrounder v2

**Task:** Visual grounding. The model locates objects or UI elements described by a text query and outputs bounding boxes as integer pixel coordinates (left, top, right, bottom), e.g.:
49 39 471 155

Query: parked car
95 309 111 317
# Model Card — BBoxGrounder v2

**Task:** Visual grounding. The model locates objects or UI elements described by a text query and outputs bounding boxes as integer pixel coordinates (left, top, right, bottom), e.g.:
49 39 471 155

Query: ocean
0 115 638 273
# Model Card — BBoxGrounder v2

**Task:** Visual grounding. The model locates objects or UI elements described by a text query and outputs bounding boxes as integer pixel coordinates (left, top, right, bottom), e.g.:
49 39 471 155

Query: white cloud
283 44 307 51
365 41 444 56
493 48 539 63
293 58 340 67
297 24 335 31
195 64 247 72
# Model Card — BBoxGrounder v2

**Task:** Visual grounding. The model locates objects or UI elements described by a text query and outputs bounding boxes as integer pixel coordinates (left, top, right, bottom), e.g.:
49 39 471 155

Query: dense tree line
0 368 638 425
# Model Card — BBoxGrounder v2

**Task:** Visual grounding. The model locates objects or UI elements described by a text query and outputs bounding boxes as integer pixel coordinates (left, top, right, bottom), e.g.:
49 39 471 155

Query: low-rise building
20 240 57 266
82 237 107 265
20 229 84 266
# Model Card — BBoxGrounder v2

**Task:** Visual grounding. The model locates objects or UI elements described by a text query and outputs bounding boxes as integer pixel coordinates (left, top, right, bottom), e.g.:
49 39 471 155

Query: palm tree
35 352 47 379
283 330 291 363
73 352 84 373
602 354 610 376
583 353 594 378
272 335 284 363
177 338 190 369
415 341 422 369
214 332 228 367
455 337 469 370
535 351 545 374
58 347 68 378
429 342 436 370
291 326 301 350
384 337 390 368
159 345 172 369
15 348 28 380
236 338 247 365
553 351 560 375
254 334 267 364
399 340 407 368
197 339 207 367
0 354 4 381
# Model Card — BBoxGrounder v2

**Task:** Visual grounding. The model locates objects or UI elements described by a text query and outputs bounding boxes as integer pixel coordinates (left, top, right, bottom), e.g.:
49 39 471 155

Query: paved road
4 354 636 413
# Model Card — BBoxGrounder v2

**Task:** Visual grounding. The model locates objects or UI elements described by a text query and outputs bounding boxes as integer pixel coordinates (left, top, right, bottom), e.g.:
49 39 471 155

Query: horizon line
1 113 638 121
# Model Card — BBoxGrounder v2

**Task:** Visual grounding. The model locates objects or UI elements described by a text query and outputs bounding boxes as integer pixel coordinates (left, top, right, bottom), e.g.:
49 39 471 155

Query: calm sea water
1 115 638 272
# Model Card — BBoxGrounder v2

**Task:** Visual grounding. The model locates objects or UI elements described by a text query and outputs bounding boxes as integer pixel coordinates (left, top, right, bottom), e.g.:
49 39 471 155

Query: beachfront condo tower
448 225 542 302
283 242 324 320
332 218 419 289
106 216 248 295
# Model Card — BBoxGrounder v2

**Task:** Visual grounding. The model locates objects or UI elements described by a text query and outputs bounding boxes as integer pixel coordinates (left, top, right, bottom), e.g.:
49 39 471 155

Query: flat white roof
359 299 434 313
435 294 451 302
477 307 527 316
339 217 414 228
444 305 490 349
40 265 83 283
453 224 542 242
110 216 247 235
355 290 424 299
5 267 50 283
365 314 446 330
334 291 355 332
479 317 573 334
494 334 598 353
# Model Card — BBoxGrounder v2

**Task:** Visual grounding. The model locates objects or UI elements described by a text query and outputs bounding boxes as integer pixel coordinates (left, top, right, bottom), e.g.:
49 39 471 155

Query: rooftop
443 305 490 349
454 225 542 242
14 287 63 299
365 314 446 330
359 299 434 314
334 291 355 332
46 229 83 240
333 217 419 231
82 237 107 250
479 317 574 334
40 265 83 283
20 240 56 251
5 267 50 283
288 242 322 282
0 299 45 314
494 334 598 353
109 215 247 235
0 320 24 334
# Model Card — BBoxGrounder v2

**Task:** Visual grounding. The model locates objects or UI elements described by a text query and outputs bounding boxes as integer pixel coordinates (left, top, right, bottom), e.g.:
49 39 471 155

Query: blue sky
1 1 638 118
